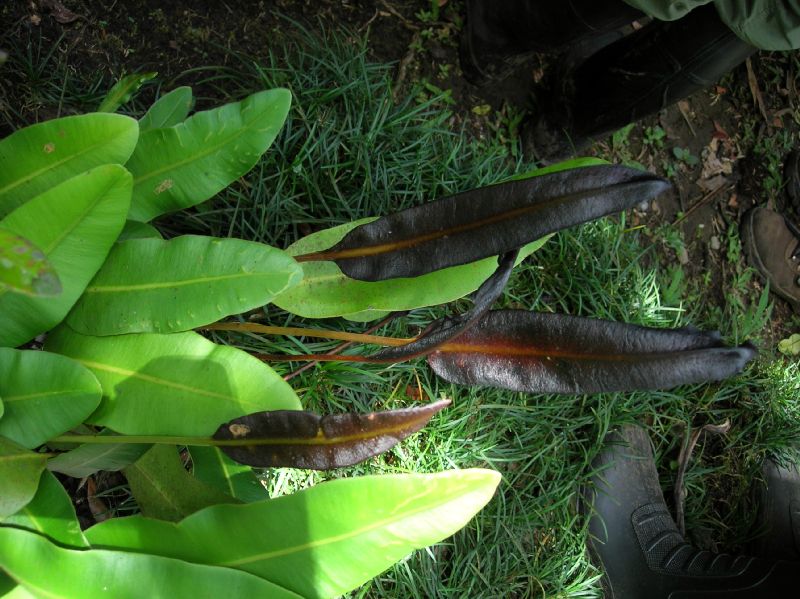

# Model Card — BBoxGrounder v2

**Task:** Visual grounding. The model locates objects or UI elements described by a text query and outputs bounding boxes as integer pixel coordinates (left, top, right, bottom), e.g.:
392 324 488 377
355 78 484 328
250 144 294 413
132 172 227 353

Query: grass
6 17 800 598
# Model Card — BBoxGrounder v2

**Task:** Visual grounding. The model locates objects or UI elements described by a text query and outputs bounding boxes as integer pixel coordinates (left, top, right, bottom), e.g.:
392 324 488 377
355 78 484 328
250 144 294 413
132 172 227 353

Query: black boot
583 425 796 598
525 4 756 162
751 459 800 560
459 0 643 86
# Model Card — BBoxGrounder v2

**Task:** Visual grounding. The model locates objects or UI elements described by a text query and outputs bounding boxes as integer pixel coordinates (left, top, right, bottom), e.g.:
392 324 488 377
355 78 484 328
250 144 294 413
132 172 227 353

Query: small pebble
710 236 721 251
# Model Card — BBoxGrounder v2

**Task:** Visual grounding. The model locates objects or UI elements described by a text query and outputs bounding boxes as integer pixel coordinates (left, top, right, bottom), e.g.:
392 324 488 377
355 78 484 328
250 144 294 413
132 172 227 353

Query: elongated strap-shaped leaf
68 235 302 335
127 88 291 222
275 217 548 320
428 310 757 394
189 446 268 502
139 86 193 132
0 348 101 448
87 468 500 599
45 327 301 436
0 113 138 218
3 470 87 548
124 445 239 522
0 437 46 518
214 400 450 469
0 165 132 347
301 165 669 281
0 527 303 599
0 228 60 296
97 72 157 113
47 431 150 478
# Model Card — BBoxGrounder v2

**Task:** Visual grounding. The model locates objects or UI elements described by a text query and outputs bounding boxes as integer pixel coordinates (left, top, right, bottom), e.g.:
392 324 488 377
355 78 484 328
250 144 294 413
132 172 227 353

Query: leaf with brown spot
214 400 450 469
297 165 669 281
428 310 756 394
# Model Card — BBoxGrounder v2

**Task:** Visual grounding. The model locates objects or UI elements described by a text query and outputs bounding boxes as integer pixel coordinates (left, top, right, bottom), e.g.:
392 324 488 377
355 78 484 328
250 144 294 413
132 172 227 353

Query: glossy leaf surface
124 445 239 522
45 327 301 436
214 400 449 469
0 228 60 296
97 72 157 113
87 468 501 599
3 470 87 548
0 527 303 599
428 310 757 394
307 165 669 281
275 218 548 320
0 113 138 218
139 86 193 132
189 446 268 502
0 348 101 448
0 437 46 518
47 432 150 478
0 165 132 347
127 88 291 221
68 235 302 335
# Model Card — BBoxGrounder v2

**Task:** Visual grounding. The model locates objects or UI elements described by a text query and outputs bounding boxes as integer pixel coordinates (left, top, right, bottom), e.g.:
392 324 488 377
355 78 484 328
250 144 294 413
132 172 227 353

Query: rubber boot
526 4 756 162
459 0 643 86
751 459 800 560
583 425 796 598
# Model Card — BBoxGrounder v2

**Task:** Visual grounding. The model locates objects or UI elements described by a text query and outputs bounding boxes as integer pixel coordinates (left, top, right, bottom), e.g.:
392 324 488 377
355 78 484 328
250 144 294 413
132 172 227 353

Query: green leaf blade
0 113 138 218
0 349 101 448
139 86 193 132
189 446 268 503
0 437 46 518
97 72 157 113
3 470 87 548
0 165 133 347
86 469 501 598
124 445 239 522
127 88 291 222
68 235 302 335
0 527 303 599
44 328 301 436
47 438 151 478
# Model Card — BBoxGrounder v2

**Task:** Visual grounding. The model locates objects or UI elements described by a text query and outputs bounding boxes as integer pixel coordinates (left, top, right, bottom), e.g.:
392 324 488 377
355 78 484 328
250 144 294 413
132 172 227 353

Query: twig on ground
672 184 733 226
746 57 770 125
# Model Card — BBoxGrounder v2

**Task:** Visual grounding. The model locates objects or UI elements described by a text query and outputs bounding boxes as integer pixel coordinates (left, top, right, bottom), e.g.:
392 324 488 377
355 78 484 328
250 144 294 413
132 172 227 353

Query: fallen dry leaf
41 0 80 23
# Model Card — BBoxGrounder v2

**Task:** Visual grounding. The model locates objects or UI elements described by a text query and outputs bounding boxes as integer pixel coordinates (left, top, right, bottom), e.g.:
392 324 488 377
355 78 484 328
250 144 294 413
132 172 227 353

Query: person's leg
460 0 644 85
528 4 756 161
